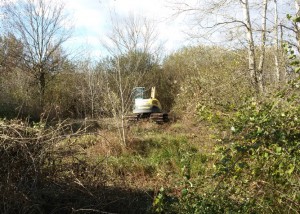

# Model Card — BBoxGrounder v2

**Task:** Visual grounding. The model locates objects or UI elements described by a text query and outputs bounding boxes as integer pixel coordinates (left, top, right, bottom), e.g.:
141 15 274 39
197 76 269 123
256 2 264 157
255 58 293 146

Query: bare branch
2 0 73 107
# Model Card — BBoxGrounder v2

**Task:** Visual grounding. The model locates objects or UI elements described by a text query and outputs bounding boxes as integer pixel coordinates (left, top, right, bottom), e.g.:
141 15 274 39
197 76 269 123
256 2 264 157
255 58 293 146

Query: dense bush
166 85 300 213
163 46 252 117
213 85 300 212
152 86 300 214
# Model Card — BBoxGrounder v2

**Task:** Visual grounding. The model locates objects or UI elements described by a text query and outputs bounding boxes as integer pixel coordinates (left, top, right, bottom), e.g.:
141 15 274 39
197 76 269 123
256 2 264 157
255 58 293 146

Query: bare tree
75 59 106 119
170 0 294 94
2 0 72 108
102 13 161 145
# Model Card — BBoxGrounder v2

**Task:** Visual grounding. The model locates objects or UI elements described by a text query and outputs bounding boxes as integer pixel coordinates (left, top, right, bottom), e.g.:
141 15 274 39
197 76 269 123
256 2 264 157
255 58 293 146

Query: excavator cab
133 87 145 99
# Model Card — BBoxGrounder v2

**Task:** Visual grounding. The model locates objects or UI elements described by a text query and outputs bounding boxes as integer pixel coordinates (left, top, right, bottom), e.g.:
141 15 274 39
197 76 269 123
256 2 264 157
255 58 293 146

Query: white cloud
63 0 188 58
65 0 105 33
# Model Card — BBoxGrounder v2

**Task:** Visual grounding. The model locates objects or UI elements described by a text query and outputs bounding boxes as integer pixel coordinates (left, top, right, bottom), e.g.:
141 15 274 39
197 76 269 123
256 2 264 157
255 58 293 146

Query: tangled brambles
0 119 154 213
0 119 70 212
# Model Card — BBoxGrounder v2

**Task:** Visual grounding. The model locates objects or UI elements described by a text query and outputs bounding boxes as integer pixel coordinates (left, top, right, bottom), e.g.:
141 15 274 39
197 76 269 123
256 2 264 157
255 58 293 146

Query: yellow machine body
133 97 162 114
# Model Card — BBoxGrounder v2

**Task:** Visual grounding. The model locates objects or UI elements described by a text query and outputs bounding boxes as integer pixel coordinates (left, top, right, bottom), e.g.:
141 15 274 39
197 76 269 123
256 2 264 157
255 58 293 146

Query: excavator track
126 113 169 124
150 113 169 124
125 114 140 122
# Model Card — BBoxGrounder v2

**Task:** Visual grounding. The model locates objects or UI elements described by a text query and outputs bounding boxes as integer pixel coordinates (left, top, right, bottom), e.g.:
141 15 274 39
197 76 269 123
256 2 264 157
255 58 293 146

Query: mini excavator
126 87 169 123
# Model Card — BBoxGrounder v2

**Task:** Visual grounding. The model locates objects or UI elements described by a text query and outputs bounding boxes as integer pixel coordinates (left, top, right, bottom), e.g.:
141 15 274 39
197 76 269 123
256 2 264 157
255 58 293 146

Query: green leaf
288 55 296 60
181 188 188 196
276 146 282 153
294 16 300 23
286 164 295 175
290 60 300 66
257 126 263 134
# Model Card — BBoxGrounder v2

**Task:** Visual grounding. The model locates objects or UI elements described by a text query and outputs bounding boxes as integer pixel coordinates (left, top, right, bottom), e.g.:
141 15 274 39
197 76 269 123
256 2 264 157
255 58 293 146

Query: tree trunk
39 69 46 109
241 0 260 93
117 58 127 146
295 0 300 52
273 0 282 84
257 0 268 93
280 24 287 82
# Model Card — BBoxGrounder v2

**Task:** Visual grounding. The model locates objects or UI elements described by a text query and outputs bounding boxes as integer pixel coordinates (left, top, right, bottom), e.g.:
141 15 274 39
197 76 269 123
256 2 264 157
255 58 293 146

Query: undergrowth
1 84 299 214
153 84 300 213
0 118 214 213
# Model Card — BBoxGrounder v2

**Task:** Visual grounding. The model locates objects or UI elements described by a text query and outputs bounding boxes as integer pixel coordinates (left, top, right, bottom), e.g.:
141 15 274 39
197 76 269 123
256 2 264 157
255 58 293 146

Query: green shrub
152 81 300 213
214 86 300 213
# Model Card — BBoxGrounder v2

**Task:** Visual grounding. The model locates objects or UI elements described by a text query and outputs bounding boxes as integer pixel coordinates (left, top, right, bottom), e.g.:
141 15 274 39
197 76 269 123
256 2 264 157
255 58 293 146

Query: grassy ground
56 117 218 212
0 116 219 213
3 113 299 213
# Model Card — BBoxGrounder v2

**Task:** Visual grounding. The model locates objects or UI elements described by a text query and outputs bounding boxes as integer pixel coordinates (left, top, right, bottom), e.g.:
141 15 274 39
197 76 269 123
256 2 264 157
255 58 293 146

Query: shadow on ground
2 181 154 214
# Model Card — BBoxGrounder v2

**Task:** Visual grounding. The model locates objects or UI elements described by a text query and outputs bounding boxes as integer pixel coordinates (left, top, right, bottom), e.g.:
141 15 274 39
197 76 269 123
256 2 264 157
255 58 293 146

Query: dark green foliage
151 44 300 213
213 86 300 213
152 87 300 213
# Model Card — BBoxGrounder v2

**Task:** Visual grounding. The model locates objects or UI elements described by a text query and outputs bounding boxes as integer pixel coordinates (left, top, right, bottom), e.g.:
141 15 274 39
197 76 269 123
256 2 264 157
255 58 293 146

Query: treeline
0 35 163 120
1 0 299 122
0 35 294 121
